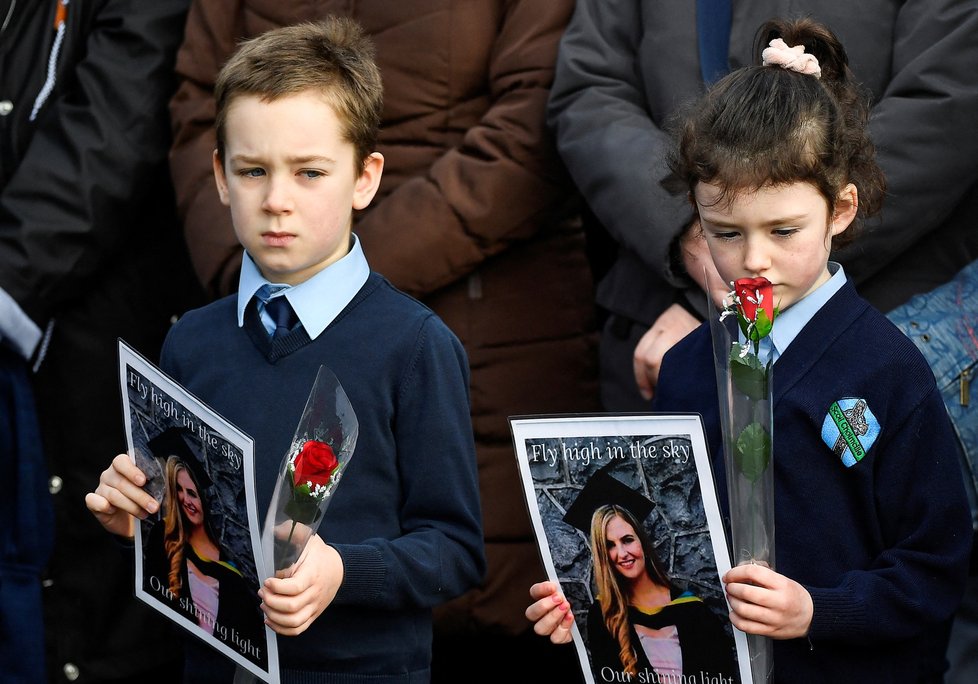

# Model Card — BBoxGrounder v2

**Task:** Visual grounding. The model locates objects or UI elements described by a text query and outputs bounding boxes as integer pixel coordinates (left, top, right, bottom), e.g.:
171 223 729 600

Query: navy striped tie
264 296 297 339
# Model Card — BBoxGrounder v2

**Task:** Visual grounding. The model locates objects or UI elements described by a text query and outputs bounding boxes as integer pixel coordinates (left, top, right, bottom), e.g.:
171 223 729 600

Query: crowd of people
1 0 975 682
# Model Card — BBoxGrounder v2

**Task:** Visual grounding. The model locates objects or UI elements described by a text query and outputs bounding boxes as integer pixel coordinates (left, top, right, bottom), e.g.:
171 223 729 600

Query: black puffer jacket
0 1 202 682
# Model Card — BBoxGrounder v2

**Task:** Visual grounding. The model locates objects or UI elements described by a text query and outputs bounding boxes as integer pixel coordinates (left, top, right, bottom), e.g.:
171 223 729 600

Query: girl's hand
84 453 156 539
723 563 814 639
525 581 575 644
260 535 343 635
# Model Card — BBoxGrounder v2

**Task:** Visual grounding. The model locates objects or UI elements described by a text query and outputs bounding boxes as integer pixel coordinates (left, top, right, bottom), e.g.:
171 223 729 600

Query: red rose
293 440 338 489
734 277 775 324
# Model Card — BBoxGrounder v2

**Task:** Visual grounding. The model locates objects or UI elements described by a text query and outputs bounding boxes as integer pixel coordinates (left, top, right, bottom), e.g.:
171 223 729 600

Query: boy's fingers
724 562 773 587
110 457 159 512
102 484 153 519
84 492 136 538
261 585 320 636
94 454 156 514
110 453 147 486
728 611 771 636
84 491 111 514
96 474 158 517
263 574 308 598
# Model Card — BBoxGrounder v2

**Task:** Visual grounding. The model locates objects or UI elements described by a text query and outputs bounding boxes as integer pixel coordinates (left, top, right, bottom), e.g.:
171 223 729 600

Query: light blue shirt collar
236 235 370 339
767 262 846 362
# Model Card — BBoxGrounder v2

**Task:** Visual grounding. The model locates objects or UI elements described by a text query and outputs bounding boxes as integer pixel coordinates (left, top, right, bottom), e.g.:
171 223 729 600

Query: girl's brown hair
669 17 885 247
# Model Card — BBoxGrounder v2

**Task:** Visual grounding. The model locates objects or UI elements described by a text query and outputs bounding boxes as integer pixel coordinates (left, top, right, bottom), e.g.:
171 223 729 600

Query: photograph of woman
141 427 265 663
564 469 738 683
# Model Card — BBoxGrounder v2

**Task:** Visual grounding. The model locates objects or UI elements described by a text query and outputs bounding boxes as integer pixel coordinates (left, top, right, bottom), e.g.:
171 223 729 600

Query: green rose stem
711 276 778 683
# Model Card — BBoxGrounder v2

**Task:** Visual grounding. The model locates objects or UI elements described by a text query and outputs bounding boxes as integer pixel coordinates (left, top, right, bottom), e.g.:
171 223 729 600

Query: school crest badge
821 397 880 467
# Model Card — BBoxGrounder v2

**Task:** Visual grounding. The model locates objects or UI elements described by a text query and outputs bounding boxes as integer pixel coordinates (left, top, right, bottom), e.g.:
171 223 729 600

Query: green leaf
283 488 323 525
735 422 771 482
753 308 774 340
737 311 750 339
729 347 769 401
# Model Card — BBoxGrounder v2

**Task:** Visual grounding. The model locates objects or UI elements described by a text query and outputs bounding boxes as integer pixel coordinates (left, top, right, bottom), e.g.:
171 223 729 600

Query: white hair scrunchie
761 38 821 78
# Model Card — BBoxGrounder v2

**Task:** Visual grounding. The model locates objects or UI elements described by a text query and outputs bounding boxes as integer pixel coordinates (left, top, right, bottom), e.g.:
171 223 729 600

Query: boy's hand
525 581 574 644
260 535 343 636
723 563 814 639
84 453 157 539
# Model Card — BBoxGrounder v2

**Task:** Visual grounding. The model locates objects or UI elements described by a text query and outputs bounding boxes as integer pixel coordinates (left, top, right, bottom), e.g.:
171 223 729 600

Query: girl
528 17 971 683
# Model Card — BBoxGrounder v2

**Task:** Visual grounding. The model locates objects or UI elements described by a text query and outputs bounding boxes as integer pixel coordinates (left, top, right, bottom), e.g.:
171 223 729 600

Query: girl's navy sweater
655 279 971 683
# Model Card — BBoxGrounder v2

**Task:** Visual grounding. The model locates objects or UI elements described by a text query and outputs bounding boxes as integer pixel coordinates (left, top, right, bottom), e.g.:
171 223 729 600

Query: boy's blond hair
214 17 383 173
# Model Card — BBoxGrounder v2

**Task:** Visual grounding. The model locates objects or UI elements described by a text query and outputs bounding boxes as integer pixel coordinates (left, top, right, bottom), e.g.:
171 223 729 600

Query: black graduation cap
562 466 655 534
146 427 213 489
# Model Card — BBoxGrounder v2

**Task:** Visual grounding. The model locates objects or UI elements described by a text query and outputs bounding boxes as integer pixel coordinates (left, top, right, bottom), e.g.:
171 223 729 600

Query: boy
87 19 486 682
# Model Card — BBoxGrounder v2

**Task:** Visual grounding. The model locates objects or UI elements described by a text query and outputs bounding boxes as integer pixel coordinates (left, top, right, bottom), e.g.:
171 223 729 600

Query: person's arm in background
546 0 703 400
547 0 693 280
0 0 190 358
351 0 573 296
836 1 978 286
633 221 724 400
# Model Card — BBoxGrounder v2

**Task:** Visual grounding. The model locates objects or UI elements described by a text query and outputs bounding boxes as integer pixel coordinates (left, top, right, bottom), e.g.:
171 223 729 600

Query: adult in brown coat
169 1 598 680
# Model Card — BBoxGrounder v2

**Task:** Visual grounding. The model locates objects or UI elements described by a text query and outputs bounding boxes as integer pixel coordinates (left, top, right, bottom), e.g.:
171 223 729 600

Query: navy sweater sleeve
330 314 486 609
803 380 969 643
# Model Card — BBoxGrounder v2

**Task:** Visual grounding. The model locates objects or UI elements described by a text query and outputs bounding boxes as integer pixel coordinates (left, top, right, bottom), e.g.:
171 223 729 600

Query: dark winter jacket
0 1 202 681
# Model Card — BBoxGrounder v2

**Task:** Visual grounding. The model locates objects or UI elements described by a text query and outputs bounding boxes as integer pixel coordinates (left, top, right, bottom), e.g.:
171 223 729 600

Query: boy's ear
830 183 858 237
352 152 384 211
212 150 231 207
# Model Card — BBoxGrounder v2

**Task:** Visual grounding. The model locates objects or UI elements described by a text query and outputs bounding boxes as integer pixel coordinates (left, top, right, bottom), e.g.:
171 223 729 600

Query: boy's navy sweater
654 279 971 684
160 273 486 683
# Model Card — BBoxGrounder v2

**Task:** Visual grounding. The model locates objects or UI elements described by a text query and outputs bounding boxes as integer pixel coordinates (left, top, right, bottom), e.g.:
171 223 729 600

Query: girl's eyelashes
706 227 799 239
299 169 324 179
238 167 265 178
